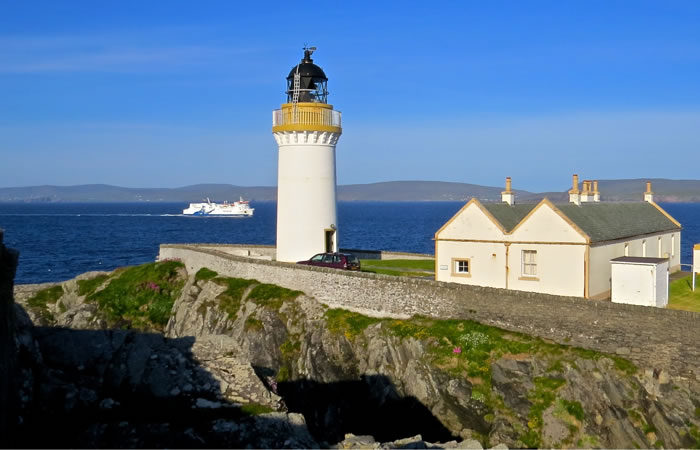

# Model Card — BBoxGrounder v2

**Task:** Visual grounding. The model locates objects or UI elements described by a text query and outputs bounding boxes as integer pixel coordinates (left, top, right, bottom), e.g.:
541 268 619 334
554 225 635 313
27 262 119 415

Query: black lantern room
286 47 329 104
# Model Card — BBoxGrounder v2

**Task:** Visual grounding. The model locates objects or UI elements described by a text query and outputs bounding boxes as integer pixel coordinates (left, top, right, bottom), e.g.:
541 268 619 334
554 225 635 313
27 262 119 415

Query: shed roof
480 201 680 242
611 256 669 264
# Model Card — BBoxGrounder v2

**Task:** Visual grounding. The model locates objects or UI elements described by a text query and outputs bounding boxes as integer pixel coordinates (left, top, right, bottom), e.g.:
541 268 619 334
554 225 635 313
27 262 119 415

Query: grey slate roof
481 203 536 232
481 201 680 242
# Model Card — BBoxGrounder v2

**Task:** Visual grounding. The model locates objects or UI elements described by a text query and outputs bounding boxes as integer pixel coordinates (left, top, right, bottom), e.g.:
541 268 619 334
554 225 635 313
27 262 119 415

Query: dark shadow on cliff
276 374 456 444
8 308 315 449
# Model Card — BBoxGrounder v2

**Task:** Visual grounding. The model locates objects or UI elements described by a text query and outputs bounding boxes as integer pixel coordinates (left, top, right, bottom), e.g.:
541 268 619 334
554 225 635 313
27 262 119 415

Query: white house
434 176 682 299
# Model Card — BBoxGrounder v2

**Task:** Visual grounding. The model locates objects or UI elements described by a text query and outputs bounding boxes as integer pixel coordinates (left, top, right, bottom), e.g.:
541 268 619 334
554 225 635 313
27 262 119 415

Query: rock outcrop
9 262 700 448
0 231 19 447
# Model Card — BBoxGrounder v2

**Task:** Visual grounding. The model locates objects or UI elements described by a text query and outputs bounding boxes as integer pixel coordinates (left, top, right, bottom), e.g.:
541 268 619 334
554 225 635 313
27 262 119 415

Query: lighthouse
272 47 342 262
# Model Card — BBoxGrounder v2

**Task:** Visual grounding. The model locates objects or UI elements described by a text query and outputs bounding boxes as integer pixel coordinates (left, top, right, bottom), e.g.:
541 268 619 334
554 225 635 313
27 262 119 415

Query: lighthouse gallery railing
272 105 342 129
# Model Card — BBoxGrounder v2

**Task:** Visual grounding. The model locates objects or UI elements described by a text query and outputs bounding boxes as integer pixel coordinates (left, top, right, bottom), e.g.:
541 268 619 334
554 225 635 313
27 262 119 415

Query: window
451 258 471 277
642 240 647 257
672 234 675 256
624 243 629 256
522 250 537 276
456 260 469 273
658 237 662 257
310 254 324 262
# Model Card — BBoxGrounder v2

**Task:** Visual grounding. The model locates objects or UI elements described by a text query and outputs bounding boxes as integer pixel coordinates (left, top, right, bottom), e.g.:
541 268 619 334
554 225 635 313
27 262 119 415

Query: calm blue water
0 202 698 285
0 202 461 284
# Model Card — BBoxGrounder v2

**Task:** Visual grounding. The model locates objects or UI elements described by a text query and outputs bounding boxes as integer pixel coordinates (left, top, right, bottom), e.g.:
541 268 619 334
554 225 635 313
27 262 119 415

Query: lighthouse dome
287 59 326 80
286 47 329 103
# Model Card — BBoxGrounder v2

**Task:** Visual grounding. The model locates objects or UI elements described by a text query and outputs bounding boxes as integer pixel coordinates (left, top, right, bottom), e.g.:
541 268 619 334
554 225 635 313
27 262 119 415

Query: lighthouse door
325 229 335 253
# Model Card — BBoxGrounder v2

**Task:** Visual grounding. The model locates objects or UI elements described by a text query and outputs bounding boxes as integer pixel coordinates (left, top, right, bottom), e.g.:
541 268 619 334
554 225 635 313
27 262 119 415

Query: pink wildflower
453 346 462 354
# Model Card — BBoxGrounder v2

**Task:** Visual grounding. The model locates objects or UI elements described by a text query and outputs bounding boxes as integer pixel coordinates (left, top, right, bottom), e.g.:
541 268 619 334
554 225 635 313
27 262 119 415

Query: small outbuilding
610 256 669 308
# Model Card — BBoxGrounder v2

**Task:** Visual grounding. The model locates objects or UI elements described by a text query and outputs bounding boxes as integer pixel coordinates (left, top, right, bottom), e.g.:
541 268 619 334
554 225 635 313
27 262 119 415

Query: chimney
581 180 592 202
568 174 581 206
501 176 515 206
593 180 600 202
644 181 654 203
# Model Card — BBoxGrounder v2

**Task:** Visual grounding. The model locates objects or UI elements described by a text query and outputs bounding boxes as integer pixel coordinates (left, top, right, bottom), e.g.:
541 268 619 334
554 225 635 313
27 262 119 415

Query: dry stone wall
159 244 700 381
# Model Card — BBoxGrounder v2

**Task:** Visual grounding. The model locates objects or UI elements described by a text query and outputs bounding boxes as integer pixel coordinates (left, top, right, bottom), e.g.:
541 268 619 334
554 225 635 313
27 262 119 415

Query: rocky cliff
8 261 700 448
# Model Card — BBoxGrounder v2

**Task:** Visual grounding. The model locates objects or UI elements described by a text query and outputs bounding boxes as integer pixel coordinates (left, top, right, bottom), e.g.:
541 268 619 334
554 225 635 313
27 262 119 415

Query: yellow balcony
272 103 342 134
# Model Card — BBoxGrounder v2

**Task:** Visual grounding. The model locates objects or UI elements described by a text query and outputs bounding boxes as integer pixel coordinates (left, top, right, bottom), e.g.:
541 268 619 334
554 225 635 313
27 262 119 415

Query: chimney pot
644 181 654 202
569 174 581 205
502 176 515 205
593 180 600 202
569 174 580 194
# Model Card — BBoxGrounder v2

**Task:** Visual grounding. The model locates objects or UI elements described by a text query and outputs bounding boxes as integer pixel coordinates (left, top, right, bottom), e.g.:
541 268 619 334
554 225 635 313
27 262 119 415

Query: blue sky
1 0 699 192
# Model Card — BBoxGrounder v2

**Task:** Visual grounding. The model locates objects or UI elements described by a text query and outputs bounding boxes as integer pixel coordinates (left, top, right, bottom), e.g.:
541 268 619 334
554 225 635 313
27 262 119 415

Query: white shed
610 257 669 308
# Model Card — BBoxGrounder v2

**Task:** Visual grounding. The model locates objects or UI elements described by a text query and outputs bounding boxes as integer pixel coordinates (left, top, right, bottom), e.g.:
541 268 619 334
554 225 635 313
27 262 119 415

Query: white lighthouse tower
272 47 342 262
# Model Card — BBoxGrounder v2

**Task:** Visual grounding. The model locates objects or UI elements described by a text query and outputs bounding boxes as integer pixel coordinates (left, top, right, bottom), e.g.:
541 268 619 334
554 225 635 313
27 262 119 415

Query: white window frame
451 258 471 278
521 250 537 278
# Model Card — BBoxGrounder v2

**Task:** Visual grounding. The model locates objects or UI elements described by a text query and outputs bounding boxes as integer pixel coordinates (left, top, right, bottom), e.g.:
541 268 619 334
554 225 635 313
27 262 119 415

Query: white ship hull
183 198 254 216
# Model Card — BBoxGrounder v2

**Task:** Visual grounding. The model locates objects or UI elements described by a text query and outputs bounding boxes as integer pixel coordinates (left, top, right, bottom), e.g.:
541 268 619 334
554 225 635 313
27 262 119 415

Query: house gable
435 199 506 241
509 199 589 244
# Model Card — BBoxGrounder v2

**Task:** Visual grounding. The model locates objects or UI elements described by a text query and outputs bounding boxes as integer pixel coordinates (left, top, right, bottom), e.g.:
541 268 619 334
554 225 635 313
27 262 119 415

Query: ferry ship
182 197 254 216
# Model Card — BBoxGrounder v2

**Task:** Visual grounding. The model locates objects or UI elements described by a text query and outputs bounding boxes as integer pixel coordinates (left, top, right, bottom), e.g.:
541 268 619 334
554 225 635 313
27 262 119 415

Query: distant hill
0 179 698 203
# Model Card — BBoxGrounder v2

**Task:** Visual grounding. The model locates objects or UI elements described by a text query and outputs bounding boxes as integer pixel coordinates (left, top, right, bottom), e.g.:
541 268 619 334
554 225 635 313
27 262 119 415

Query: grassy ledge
87 261 186 331
77 274 110 297
195 267 218 282
324 308 642 446
27 285 64 322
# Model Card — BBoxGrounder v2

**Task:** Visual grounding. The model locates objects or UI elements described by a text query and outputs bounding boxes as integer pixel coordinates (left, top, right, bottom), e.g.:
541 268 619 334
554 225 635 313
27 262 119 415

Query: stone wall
158 244 434 262
0 230 19 446
160 244 700 381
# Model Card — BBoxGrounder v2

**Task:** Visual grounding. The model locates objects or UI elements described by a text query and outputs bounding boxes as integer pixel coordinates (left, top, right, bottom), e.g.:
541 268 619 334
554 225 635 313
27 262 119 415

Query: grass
87 261 186 330
77 274 110 296
360 259 435 270
522 377 567 448
560 398 585 421
213 277 257 320
240 403 275 415
668 274 700 313
360 258 435 277
324 307 641 447
244 316 264 331
247 283 302 310
195 267 218 282
211 277 302 319
27 285 64 322
325 309 382 339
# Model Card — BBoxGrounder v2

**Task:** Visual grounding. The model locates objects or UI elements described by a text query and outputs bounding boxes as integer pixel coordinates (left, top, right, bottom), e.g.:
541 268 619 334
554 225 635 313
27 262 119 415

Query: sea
0 202 698 285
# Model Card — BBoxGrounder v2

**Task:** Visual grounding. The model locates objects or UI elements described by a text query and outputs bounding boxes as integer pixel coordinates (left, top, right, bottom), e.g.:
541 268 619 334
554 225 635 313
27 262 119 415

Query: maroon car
297 252 361 270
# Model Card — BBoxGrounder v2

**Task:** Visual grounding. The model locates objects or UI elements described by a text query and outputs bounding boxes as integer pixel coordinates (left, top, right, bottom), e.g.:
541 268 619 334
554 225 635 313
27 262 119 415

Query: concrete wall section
436 241 506 288
507 243 585 297
159 244 700 379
